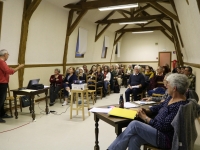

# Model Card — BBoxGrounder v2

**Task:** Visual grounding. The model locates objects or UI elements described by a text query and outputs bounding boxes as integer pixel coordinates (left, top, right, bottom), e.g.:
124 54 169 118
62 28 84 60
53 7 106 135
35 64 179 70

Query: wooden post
63 9 87 74
18 0 42 88
170 19 183 66
0 2 3 40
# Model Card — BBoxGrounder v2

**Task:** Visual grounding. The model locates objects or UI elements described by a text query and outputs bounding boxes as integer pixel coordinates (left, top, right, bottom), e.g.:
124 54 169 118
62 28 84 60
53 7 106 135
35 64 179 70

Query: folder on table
108 107 137 119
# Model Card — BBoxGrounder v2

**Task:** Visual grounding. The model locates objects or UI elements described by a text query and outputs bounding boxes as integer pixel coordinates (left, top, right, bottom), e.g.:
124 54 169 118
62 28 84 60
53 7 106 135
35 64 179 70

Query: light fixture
99 4 138 11
132 31 154 34
119 21 148 25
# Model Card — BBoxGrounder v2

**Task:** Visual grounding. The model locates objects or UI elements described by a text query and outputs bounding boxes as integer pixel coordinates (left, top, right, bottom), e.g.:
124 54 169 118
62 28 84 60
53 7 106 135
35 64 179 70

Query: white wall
115 31 176 67
0 0 24 65
174 0 200 63
26 0 67 64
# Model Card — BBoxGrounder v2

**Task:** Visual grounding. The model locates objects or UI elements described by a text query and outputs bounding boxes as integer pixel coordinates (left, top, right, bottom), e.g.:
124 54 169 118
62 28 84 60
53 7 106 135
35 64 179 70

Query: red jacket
0 59 15 83
49 74 63 87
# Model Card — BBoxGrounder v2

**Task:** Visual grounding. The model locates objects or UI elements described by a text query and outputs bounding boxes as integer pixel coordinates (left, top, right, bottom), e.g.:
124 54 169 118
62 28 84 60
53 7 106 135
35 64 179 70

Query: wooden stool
70 89 90 121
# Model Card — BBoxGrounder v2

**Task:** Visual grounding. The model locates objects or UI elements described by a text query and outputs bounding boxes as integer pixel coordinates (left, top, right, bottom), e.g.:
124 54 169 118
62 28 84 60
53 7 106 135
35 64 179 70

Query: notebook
108 107 137 119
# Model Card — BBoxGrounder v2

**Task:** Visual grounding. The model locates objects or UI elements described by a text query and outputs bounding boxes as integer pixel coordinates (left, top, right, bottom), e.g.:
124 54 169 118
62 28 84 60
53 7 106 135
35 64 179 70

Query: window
75 28 88 58
115 42 121 57
101 36 109 58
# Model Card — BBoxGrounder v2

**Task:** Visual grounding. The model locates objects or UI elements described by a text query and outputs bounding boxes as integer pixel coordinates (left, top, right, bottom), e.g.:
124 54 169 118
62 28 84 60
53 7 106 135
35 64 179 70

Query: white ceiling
44 0 175 32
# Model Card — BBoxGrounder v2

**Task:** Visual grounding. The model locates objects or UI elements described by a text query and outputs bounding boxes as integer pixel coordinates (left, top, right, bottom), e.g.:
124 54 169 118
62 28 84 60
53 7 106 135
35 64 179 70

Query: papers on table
20 89 37 93
89 107 112 114
124 102 139 108
44 86 50 88
131 85 139 88
135 101 156 105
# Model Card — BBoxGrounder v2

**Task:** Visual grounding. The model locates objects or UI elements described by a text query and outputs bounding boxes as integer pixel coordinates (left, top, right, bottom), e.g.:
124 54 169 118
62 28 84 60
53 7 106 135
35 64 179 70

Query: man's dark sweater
128 73 145 88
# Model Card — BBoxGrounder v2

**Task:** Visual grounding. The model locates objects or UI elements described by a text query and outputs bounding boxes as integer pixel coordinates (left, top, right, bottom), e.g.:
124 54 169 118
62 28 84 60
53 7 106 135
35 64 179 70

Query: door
158 52 172 68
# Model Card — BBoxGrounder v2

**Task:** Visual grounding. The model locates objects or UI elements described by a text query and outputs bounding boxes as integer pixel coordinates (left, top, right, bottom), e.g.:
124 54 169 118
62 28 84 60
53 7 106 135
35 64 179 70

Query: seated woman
108 73 190 150
115 64 122 86
103 66 111 97
143 72 171 102
96 66 104 88
110 65 117 91
78 67 86 82
62 67 77 106
88 65 97 76
145 65 154 80
148 66 165 95
49 68 63 106
123 65 133 88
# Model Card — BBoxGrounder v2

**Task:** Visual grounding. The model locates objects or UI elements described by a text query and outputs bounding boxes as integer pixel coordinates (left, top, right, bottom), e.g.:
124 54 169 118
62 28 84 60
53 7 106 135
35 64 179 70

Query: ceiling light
99 4 138 11
132 31 154 34
119 21 148 25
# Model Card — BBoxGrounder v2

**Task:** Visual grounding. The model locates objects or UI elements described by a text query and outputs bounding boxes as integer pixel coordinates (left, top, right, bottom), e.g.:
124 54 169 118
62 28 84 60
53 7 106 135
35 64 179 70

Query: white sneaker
62 101 68 106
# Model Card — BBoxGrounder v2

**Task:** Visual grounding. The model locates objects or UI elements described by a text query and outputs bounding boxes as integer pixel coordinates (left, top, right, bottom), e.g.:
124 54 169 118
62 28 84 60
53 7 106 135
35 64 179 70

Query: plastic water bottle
119 94 124 108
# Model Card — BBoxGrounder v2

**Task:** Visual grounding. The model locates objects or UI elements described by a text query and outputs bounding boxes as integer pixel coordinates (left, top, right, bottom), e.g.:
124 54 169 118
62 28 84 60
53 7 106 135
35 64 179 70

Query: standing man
0 49 24 123
184 66 196 91
125 65 145 102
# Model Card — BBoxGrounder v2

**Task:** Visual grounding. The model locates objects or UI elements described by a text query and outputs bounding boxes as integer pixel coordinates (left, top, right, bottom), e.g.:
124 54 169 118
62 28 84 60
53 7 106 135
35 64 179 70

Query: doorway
158 52 172 69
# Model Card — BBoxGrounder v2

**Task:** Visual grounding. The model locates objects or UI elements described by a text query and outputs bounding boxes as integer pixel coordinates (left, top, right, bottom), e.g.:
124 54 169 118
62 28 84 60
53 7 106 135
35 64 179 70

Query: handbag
21 96 31 107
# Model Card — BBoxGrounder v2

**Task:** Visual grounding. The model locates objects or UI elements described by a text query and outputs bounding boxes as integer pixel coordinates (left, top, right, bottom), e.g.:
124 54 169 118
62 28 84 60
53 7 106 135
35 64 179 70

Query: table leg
70 91 73 119
115 125 122 137
81 92 85 121
86 90 90 116
13 94 18 119
94 114 100 150
76 93 78 115
45 89 49 114
31 96 35 121
29 95 32 113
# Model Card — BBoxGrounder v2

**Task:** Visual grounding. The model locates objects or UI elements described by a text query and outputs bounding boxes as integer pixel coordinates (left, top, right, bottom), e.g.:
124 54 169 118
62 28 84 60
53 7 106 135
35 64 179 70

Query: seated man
125 65 145 102
184 66 196 91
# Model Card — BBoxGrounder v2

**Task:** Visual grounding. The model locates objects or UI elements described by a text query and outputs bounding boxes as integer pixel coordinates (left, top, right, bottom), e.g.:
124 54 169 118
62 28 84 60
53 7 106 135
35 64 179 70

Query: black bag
21 96 31 107
31 84 44 90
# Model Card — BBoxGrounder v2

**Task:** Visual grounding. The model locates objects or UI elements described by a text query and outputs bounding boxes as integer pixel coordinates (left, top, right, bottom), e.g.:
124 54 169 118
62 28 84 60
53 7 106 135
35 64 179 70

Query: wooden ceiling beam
95 10 116 42
117 10 129 18
148 2 180 23
169 0 177 13
116 26 164 32
64 0 169 10
113 32 125 46
95 23 111 42
170 19 183 66
95 14 165 24
160 29 173 43
134 4 151 16
157 19 173 34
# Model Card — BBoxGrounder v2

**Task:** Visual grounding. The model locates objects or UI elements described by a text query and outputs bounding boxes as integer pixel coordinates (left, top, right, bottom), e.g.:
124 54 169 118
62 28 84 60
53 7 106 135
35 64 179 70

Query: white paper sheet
134 101 156 105
44 86 50 88
131 86 139 88
124 102 139 108
89 107 112 113
20 89 37 93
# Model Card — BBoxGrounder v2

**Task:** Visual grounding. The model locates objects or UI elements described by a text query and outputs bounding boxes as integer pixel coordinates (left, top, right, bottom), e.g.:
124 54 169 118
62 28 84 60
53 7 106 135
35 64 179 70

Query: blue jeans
108 120 158 150
125 88 143 102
